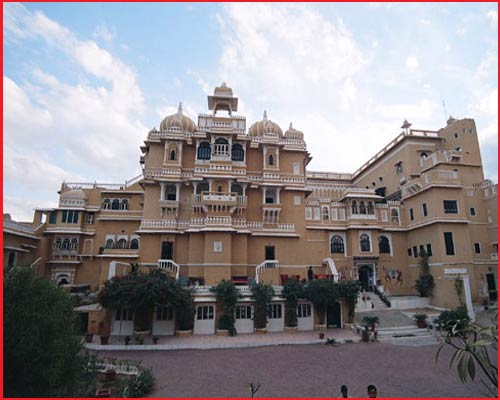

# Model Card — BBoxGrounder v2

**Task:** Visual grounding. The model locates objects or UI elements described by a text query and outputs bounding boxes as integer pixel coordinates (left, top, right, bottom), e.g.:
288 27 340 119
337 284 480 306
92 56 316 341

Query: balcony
420 149 463 169
401 169 460 198
143 167 181 180
159 199 179 209
192 192 247 211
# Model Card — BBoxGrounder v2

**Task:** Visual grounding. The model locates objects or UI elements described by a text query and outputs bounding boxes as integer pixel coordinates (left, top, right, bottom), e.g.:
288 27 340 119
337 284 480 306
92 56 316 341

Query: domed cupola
248 111 283 137
284 122 304 140
159 102 197 133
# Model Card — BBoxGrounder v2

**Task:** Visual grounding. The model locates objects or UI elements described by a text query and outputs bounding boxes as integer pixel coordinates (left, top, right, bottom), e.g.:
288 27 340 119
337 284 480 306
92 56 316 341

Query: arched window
330 235 344 254
217 185 223 193
70 238 78 250
231 143 244 161
130 238 139 249
102 199 111 209
268 154 274 166
420 152 428 160
378 236 391 254
215 138 228 144
62 239 70 250
120 199 128 210
196 181 209 194
197 142 211 160
170 149 176 160
57 275 70 286
111 199 120 210
359 201 367 214
117 238 127 249
265 188 277 204
322 207 329 221
213 138 229 157
360 234 371 252
231 183 243 195
54 238 62 249
390 208 400 223
105 238 114 249
166 185 177 201
367 202 374 215
351 201 358 214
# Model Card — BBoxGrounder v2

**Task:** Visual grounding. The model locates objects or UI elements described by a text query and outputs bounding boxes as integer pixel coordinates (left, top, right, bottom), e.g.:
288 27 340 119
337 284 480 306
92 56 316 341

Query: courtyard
97 341 488 398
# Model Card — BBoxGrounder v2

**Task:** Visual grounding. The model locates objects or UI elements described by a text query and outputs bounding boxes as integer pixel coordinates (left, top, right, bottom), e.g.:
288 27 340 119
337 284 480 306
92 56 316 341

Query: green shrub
436 308 470 334
123 368 155 397
250 283 275 329
212 280 240 336
282 279 304 327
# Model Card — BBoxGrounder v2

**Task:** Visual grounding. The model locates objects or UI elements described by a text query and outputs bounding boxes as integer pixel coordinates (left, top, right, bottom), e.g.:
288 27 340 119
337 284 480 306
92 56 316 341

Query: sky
3 2 498 221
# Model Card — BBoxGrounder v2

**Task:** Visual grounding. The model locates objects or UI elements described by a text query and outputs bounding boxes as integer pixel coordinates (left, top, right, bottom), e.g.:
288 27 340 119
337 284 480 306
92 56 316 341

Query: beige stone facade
4 84 497 333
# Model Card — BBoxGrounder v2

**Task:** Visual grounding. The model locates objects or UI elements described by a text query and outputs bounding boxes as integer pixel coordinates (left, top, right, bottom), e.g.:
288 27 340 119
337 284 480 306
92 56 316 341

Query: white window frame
381 210 388 222
86 213 94 225
294 196 301 206
322 206 329 221
196 305 214 320
267 303 282 319
329 232 347 256
235 305 252 319
313 207 320 221
378 233 393 256
331 208 338 221
213 241 223 253
338 208 346 220
293 161 300 175
305 207 312 220
297 303 311 318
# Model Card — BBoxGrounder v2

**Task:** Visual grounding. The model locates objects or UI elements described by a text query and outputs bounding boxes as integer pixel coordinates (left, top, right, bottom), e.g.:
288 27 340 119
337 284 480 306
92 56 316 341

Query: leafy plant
250 283 275 329
337 280 361 322
304 278 339 325
361 315 380 330
212 280 240 336
436 307 498 397
436 308 471 336
413 249 435 297
123 367 155 397
413 313 428 323
175 288 195 331
282 279 304 327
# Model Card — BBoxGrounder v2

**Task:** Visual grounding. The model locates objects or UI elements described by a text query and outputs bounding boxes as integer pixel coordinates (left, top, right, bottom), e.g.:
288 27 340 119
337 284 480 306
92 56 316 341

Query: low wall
390 296 429 310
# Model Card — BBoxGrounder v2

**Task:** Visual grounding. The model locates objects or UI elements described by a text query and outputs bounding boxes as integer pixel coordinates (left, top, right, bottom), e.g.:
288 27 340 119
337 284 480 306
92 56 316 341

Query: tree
212 280 241 336
304 278 339 325
4 267 90 397
337 280 361 322
250 282 275 329
414 249 435 297
282 279 304 327
436 308 498 397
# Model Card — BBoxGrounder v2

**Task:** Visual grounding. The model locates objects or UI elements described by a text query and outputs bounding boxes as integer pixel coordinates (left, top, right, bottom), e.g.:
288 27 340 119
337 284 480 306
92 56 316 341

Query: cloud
406 56 419 71
93 23 115 45
487 10 498 30
3 3 146 219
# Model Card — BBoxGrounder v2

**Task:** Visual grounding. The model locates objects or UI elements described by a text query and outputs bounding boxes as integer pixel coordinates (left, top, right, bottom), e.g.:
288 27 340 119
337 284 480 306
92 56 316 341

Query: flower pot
319 332 325 339
175 329 193 337
85 333 94 343
284 326 298 333
100 335 109 345
315 324 327 332
361 328 370 342
255 328 268 334
216 329 229 336
417 321 427 329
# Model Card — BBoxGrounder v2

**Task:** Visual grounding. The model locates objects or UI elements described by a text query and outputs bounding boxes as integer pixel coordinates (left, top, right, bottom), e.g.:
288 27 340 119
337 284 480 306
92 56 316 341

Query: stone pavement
85 328 360 351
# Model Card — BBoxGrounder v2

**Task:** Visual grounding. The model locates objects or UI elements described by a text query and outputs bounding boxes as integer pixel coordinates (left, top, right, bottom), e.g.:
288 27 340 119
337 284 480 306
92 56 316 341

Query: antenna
442 100 448 122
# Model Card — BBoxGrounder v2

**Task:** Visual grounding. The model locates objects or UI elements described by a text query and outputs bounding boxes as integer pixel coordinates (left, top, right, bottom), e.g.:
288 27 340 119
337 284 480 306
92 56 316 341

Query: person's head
340 385 348 397
367 384 377 398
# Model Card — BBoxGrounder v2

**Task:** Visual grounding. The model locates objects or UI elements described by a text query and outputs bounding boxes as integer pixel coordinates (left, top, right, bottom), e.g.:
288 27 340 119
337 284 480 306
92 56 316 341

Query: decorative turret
248 110 283 137
159 102 197 133
207 82 239 116
284 122 304 140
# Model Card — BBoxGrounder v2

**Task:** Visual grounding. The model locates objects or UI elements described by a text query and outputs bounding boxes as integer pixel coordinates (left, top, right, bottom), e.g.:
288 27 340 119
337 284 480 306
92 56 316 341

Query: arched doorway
358 265 374 292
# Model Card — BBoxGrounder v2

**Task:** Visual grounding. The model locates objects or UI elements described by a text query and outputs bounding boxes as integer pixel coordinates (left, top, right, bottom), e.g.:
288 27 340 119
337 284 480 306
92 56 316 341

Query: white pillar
262 187 266 204
277 188 281 204
192 181 198 195
242 183 247 196
108 261 117 279
160 182 165 201
175 183 180 201
462 275 476 321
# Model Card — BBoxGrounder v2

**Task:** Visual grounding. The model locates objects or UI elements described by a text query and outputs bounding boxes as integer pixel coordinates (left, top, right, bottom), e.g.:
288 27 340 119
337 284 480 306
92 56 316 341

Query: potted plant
319 331 325 339
99 321 110 345
283 279 304 332
361 326 370 342
361 315 379 331
250 282 274 333
212 280 240 336
84 332 94 343
152 336 159 344
413 313 428 328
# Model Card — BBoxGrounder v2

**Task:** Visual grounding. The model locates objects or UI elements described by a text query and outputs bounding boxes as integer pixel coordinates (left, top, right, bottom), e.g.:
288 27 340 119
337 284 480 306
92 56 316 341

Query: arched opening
231 183 243 196
231 143 244 161
165 185 177 201
360 234 371 252
57 274 70 286
379 236 391 254
359 201 367 214
330 235 344 254
105 238 114 249
358 265 374 292
268 154 274 166
130 238 139 250
367 202 374 214
120 199 128 210
111 199 120 210
117 238 128 249
351 200 358 214
170 149 176 160
196 181 209 194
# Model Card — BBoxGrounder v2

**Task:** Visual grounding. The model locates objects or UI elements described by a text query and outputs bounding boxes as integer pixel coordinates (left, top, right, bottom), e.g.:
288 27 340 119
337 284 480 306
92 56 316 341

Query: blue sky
4 2 498 220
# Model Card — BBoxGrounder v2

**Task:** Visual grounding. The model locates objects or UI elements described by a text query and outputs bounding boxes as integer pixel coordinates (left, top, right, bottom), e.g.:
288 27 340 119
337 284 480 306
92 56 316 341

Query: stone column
462 274 476 321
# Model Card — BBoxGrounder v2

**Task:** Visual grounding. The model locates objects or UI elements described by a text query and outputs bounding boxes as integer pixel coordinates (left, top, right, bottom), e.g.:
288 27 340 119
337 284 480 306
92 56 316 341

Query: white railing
158 259 180 280
255 260 279 284
59 198 86 207
306 171 353 180
3 219 36 234
206 216 232 225
62 182 125 190
348 214 377 220
125 174 143 187
237 196 247 207
212 144 230 157
491 253 498 261
202 192 237 202
30 257 42 268
190 217 205 225
95 362 139 376
144 167 181 179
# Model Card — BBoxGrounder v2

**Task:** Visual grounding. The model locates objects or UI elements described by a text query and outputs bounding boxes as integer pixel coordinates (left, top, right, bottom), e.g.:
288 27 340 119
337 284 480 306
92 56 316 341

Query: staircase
356 293 389 311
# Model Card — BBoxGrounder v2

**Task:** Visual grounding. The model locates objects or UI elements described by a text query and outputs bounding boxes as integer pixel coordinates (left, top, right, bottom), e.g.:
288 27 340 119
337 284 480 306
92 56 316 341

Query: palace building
4 83 497 336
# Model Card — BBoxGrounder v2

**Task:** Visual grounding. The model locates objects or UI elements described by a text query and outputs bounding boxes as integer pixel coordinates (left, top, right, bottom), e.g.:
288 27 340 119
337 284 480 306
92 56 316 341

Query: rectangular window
213 241 223 253
419 245 424 255
331 208 338 220
443 200 458 214
470 207 476 216
381 210 388 222
426 243 433 257
410 208 414 221
86 213 94 225
267 304 282 319
116 307 133 321
413 246 418 258
444 232 455 255
338 209 345 220
408 248 412 257
297 303 311 318
49 211 57 224
156 306 174 321
293 196 301 205
235 305 252 319
196 305 214 320
293 162 300 175
474 243 481 254
313 208 320 221
305 207 312 220
62 210 68 223
422 203 428 217
322 207 329 221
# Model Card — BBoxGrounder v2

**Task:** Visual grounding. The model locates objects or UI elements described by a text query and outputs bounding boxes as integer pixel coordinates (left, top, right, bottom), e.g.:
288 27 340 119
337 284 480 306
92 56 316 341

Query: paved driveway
98 341 490 398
